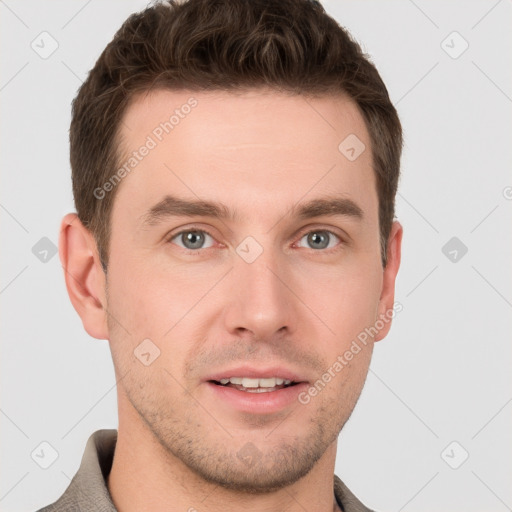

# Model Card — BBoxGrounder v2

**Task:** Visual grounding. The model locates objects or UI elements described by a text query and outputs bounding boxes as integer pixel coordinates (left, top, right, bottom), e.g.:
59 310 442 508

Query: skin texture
60 89 402 512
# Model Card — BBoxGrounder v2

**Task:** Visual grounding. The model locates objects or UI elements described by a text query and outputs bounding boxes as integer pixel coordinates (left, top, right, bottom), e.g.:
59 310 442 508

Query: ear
374 220 403 342
59 213 109 340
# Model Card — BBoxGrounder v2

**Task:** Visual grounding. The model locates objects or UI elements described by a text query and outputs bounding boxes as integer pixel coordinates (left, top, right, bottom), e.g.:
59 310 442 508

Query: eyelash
166 226 346 254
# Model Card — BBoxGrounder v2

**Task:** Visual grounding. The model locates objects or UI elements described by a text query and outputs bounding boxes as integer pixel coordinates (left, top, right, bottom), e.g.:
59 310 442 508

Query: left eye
297 230 340 250
170 230 215 250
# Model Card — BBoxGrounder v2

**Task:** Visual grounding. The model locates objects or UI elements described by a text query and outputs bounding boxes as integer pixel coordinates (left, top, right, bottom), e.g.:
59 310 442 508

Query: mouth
204 367 309 413
209 376 301 393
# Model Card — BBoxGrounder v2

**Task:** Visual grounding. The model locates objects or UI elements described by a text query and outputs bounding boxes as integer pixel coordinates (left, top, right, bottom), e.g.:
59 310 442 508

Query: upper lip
204 366 308 383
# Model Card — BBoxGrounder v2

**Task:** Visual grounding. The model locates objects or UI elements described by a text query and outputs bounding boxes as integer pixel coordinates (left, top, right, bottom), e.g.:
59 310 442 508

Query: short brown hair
70 0 402 271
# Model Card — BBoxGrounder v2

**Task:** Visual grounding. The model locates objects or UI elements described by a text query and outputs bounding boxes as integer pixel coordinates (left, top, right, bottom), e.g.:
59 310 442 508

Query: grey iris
182 231 205 249
308 231 330 249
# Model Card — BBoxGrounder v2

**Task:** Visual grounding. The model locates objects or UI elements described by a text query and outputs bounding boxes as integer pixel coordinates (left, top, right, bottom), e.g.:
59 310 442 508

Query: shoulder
334 474 378 512
33 429 118 512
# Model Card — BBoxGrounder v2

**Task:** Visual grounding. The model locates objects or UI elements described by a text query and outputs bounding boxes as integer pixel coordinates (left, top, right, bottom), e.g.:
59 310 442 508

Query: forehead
113 88 377 228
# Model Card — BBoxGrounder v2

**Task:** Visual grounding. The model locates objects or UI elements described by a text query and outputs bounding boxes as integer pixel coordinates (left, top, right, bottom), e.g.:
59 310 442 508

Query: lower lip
205 381 309 414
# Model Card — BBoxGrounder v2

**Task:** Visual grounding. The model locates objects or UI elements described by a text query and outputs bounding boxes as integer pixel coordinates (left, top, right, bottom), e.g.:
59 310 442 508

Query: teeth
242 377 260 388
258 378 276 387
217 377 294 388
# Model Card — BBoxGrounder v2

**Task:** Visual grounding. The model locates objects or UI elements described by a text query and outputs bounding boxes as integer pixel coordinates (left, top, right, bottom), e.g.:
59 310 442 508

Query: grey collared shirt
36 429 375 512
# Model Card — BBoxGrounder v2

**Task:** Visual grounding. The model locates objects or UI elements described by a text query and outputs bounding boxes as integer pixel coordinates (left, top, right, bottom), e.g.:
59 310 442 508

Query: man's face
104 89 399 492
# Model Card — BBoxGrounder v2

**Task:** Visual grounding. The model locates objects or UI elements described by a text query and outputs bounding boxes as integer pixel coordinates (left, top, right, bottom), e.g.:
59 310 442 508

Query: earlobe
59 213 109 340
374 220 403 342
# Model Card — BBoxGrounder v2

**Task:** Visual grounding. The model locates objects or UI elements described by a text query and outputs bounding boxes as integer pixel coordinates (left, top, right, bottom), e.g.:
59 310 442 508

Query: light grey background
1 1 511 511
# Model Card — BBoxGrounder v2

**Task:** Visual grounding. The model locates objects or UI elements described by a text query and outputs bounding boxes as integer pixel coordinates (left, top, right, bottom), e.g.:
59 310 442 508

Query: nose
222 248 297 342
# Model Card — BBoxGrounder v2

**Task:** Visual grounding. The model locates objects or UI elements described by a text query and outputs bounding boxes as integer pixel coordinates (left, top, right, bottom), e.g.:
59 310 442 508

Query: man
38 0 402 510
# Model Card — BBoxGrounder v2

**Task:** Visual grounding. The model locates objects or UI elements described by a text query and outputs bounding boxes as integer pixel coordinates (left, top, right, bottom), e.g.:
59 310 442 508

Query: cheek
294 257 382 344
107 214 183 325
105 250 219 350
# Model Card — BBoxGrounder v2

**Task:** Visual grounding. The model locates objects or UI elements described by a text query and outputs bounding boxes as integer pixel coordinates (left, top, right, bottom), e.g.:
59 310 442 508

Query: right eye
169 230 216 251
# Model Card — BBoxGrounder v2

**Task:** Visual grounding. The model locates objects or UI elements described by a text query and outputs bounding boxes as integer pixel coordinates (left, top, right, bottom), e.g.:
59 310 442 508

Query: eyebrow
139 194 364 227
